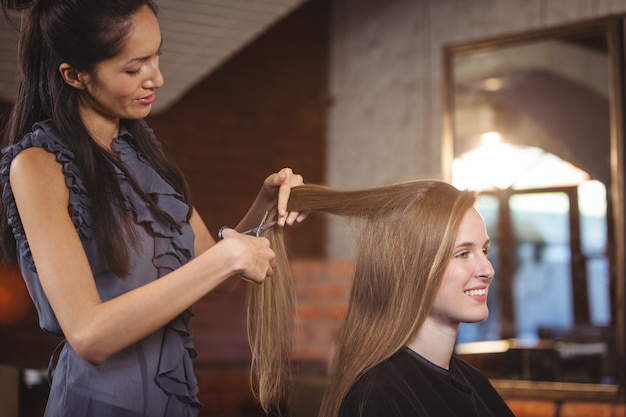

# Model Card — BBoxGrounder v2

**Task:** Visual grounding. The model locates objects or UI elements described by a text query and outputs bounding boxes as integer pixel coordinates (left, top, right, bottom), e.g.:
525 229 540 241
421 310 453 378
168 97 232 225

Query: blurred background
3 0 626 416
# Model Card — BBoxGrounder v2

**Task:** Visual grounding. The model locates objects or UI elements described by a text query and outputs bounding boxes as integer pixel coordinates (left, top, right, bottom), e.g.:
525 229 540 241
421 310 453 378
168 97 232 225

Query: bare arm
10 148 274 365
189 208 240 292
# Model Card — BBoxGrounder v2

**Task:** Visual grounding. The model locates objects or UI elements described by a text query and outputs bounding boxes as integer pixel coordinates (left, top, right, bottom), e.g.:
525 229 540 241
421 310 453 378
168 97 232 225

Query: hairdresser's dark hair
0 0 192 276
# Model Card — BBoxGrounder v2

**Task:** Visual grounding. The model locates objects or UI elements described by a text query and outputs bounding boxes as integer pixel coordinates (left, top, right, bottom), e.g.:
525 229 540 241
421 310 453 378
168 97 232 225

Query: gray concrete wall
326 0 626 257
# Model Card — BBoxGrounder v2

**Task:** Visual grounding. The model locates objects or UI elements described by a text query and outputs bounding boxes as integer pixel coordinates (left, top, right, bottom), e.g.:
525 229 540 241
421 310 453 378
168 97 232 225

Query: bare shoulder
9 147 68 204
10 146 62 177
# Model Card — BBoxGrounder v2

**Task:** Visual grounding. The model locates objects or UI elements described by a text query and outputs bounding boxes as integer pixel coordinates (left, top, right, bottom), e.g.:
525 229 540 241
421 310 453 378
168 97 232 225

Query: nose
152 67 164 88
478 256 495 282
144 61 164 89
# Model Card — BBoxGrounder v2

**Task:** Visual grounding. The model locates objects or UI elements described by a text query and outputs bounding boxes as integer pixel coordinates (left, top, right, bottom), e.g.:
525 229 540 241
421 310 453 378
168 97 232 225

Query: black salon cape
339 347 515 417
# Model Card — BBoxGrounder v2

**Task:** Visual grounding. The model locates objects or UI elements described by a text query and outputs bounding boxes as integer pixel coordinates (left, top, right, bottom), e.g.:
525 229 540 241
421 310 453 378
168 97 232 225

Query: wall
321 0 626 415
0 1 329 416
325 0 626 257
3 0 626 416
290 260 626 417
326 0 626 186
147 1 329 261
148 0 331 366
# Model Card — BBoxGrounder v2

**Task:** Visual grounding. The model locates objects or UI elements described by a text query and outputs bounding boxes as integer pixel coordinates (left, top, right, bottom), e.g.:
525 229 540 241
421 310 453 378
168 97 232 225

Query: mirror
443 17 625 401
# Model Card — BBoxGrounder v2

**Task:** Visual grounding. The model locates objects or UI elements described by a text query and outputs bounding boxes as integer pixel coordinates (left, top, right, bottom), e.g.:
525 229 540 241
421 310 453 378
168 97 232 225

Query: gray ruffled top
1 120 201 416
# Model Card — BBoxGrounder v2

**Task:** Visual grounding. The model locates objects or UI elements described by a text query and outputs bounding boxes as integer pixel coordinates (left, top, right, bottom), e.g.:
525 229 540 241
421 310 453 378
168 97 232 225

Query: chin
466 310 489 324
126 105 153 120
137 109 153 119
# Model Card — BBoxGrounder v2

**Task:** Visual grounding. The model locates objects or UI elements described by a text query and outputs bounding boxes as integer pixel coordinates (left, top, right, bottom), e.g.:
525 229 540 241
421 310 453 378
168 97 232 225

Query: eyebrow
125 37 163 66
454 239 491 250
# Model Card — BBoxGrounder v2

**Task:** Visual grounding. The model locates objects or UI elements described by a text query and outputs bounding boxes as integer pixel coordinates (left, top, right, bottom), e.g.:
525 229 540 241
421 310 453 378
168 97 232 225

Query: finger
242 267 271 285
240 275 260 285
219 227 237 239
286 211 299 226
268 168 290 187
296 212 308 223
285 171 304 187
274 168 304 189
277 183 292 226
277 175 303 222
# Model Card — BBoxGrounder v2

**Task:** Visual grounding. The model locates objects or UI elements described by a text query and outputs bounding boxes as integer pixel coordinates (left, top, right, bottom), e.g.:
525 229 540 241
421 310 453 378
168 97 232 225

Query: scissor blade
242 220 277 236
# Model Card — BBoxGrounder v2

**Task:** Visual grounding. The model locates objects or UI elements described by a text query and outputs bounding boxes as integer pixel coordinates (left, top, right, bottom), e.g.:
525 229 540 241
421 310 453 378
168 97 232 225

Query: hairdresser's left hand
263 167 307 227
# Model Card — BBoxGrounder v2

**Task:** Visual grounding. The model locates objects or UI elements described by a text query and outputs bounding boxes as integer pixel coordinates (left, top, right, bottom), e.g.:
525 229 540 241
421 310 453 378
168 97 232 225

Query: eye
126 68 141 76
455 250 470 259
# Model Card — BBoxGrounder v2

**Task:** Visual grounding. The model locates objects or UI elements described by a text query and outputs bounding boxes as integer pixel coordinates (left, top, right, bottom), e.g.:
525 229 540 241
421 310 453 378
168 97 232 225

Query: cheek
98 78 137 101
432 267 469 306
111 83 137 101
430 280 460 313
440 266 467 292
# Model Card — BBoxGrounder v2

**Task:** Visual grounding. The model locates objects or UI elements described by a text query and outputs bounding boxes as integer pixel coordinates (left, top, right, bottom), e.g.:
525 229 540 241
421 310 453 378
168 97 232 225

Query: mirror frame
442 16 626 402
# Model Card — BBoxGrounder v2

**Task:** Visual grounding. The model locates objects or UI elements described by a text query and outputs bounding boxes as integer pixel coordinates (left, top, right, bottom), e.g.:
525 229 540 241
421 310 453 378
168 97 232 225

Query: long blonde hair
246 180 477 416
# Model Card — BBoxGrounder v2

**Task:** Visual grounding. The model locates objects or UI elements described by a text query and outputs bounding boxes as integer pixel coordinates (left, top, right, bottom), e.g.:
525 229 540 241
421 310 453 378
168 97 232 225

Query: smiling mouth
464 289 486 296
138 94 155 104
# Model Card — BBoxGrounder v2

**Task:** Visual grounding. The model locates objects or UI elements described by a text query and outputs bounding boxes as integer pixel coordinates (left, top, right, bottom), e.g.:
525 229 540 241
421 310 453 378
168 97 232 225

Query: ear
58 63 89 90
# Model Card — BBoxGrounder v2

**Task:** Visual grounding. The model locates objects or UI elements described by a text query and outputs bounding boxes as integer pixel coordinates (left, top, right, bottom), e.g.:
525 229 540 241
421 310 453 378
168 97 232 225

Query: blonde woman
254 180 514 416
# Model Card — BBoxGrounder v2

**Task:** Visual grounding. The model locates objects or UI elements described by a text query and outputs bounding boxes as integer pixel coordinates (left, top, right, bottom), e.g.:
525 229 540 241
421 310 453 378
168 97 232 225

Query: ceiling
0 0 309 114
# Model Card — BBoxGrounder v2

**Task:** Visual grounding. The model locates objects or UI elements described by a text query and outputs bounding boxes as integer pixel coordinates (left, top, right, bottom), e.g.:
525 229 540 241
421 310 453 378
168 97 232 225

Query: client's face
428 207 495 328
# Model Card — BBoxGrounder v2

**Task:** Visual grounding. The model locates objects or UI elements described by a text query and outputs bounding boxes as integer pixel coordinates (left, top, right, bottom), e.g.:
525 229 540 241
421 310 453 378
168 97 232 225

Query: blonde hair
246 179 477 416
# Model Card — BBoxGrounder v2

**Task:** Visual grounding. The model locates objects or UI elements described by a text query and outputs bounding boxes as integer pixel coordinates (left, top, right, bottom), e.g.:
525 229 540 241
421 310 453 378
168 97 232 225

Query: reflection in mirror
445 19 624 401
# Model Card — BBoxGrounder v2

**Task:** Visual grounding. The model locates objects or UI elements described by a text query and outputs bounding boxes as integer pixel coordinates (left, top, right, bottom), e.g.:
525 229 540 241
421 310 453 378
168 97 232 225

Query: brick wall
159 0 330 370
288 259 626 417
291 259 352 364
0 1 330 416
146 0 329 260
507 399 626 416
3 0 626 415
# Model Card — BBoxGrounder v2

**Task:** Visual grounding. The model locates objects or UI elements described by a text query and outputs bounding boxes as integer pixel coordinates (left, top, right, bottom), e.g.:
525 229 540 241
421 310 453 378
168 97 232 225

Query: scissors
218 210 277 239
242 210 277 237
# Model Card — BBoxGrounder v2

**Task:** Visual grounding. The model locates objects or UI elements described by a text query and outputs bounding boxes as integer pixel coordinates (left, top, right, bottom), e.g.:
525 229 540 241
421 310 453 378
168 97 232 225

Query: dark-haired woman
0 1 304 416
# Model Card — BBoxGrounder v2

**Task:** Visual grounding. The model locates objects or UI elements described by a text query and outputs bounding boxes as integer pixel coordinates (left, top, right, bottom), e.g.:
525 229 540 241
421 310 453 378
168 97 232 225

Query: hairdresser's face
78 5 163 129
429 207 494 328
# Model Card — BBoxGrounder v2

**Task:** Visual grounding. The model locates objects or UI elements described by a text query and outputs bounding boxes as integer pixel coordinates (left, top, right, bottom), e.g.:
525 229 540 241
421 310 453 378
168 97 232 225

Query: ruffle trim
113 127 200 410
112 129 192 274
1 120 200 410
0 121 92 273
157 309 202 412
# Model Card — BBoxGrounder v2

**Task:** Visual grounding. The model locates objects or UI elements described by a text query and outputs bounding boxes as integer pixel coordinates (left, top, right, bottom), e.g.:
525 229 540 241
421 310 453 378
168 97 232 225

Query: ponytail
0 0 189 278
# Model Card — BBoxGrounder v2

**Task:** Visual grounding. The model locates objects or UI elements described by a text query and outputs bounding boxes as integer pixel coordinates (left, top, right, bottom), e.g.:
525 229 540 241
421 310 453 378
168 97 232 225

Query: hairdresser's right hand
218 227 275 284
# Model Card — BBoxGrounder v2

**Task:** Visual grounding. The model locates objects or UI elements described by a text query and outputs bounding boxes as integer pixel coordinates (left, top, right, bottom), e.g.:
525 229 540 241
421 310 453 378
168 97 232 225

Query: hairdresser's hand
262 167 307 227
219 228 275 284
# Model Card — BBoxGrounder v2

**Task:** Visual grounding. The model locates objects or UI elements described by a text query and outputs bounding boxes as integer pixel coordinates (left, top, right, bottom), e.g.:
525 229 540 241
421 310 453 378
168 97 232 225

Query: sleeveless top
0 120 202 417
